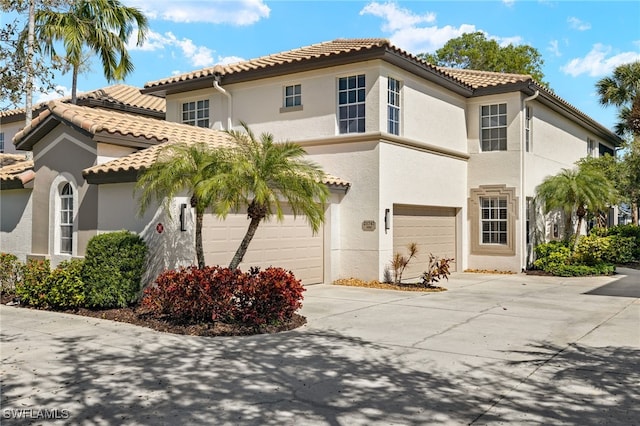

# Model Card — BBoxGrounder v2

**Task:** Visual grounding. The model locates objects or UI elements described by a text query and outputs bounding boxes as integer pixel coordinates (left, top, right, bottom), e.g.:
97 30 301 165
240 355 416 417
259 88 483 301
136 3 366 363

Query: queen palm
35 0 148 104
135 143 225 269
596 61 640 136
535 167 617 249
210 123 330 270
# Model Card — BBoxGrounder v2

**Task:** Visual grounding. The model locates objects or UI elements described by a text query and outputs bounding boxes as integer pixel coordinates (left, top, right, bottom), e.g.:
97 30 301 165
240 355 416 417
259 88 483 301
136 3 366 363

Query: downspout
521 89 539 271
213 75 232 130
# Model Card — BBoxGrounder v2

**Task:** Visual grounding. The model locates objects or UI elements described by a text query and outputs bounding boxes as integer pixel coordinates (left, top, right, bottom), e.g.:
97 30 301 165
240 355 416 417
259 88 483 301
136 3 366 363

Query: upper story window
182 100 209 128
60 183 73 254
338 74 365 134
587 138 597 157
599 143 614 157
284 84 301 108
525 106 532 152
0 132 4 153
481 103 507 151
387 77 401 136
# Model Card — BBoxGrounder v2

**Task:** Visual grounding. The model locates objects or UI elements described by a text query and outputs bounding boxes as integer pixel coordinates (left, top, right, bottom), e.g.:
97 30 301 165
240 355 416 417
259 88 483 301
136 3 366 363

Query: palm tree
135 143 225 269
210 123 330 270
35 0 148 104
596 61 640 136
535 167 617 249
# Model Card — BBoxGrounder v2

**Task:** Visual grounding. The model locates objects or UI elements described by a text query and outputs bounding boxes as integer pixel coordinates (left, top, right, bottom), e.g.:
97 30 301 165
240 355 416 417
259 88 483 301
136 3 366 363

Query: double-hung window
481 103 507 151
182 100 209 128
587 138 597 157
284 84 301 108
0 132 4 153
338 74 365 134
480 197 508 245
60 183 73 254
387 77 401 135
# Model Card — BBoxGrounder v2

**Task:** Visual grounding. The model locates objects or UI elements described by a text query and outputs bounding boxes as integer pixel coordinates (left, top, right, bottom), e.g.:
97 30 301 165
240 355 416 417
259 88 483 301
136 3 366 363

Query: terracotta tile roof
15 101 211 147
0 153 34 187
144 38 451 90
83 140 351 189
437 67 532 89
0 84 165 120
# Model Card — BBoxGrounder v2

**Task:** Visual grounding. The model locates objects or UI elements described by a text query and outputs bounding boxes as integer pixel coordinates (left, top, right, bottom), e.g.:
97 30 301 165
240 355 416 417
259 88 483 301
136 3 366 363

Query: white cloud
360 1 521 54
216 56 245 66
567 16 591 31
548 40 561 57
35 85 72 103
562 44 640 77
128 29 216 67
360 2 435 32
125 0 270 25
502 0 515 7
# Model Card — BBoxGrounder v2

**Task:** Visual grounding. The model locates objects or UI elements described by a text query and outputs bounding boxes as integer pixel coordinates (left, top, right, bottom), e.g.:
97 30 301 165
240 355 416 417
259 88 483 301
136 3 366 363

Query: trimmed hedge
15 258 51 307
141 266 305 327
82 231 147 308
47 259 85 309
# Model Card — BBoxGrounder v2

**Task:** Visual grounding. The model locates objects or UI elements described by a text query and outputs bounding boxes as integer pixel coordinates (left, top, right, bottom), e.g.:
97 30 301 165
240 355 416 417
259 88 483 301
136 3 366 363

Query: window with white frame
481 197 508 245
481 103 507 151
182 100 209 128
387 77 401 135
338 74 365 134
525 106 532 152
283 84 301 108
587 138 597 157
60 183 73 254
0 132 4 153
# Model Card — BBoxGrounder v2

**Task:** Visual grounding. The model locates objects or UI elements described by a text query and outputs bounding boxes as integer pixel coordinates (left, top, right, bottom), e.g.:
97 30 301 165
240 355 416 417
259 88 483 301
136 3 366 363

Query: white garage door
393 205 457 279
202 206 324 284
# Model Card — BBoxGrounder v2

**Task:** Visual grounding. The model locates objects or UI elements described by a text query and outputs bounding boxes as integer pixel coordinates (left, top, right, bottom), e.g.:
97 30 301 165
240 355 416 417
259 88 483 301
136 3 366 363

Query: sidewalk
1 270 638 425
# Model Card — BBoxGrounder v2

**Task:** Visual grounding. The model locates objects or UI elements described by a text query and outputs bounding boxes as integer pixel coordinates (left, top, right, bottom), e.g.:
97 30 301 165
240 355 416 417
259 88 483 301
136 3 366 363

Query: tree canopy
595 61 640 137
418 32 547 86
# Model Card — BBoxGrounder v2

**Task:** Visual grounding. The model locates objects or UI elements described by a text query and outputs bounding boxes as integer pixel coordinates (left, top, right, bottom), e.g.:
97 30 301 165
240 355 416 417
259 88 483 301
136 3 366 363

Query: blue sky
12 1 640 132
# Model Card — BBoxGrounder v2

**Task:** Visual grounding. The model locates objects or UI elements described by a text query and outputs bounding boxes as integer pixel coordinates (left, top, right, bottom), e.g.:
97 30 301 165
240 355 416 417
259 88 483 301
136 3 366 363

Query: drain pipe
213 75 232 130
521 88 539 271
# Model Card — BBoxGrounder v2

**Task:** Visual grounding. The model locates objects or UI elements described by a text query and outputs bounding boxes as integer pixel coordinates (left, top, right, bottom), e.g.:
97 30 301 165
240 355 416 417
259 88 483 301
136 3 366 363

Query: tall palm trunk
574 205 587 251
71 65 79 104
195 210 205 269
25 0 35 125
229 217 262 270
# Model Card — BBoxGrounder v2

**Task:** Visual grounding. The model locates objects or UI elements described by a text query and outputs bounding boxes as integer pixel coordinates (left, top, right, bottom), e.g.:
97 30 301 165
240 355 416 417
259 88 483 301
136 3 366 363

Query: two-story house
0 39 621 285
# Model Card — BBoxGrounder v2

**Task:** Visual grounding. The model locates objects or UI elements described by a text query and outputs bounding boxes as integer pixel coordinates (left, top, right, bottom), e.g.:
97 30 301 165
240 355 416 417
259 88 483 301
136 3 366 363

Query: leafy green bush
82 231 147 308
0 253 23 294
589 224 640 261
15 258 51 307
547 263 615 277
574 235 611 265
533 241 571 271
47 259 85 309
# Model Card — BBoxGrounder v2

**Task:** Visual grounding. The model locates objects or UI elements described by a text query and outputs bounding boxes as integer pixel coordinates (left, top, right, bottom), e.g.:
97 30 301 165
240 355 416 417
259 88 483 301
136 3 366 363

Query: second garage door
201 205 324 284
393 205 457 279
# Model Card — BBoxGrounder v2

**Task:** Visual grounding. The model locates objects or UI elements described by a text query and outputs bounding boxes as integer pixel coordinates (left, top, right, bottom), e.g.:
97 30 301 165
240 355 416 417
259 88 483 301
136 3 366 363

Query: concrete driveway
1 270 639 425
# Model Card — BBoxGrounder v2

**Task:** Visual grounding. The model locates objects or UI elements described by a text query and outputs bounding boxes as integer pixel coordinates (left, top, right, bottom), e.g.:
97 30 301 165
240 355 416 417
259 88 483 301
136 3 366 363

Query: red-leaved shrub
141 266 305 327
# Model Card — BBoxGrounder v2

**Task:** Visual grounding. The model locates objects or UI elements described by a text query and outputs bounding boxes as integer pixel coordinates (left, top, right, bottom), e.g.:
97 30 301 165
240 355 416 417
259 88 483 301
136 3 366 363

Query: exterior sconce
384 208 390 232
180 203 188 232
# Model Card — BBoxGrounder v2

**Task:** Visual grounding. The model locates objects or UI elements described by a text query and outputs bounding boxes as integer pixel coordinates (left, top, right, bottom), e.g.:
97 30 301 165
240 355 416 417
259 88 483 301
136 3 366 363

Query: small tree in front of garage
135 142 226 269
208 122 330 270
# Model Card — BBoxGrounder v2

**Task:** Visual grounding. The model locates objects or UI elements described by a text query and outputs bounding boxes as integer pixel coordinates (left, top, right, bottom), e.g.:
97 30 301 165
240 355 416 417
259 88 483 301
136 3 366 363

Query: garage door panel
202 205 324 284
394 205 457 279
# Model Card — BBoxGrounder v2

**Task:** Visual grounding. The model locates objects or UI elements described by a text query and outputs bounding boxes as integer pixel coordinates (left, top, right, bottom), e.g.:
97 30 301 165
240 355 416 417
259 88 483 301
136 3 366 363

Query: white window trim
181 99 210 128
337 73 366 134
525 106 532 152
480 103 508 151
587 138 597 157
387 77 401 136
280 83 303 113
49 174 78 260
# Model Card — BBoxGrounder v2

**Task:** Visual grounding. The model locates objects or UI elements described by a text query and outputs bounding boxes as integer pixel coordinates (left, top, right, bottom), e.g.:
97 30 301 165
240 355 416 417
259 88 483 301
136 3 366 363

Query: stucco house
0 38 621 285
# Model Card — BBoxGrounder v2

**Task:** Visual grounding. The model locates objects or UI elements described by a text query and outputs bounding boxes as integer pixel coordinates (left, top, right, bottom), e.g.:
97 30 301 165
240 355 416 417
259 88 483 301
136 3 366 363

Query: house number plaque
361 220 376 231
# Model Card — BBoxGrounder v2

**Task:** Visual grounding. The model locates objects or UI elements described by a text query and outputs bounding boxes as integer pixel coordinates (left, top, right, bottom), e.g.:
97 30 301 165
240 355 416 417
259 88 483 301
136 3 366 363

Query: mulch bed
0 292 306 337
333 278 447 292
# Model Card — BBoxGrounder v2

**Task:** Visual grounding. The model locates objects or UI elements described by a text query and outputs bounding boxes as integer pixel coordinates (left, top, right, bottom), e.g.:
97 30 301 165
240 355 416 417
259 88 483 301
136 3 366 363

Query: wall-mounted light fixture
180 203 188 232
384 208 390 232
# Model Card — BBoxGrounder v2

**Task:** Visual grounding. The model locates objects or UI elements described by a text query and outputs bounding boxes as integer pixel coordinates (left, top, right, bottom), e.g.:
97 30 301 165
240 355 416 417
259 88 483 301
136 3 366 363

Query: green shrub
574 235 611 265
15 258 51 307
589 225 640 261
82 231 147 308
533 241 571 271
547 263 615 277
47 259 85 309
0 253 23 294
605 235 636 264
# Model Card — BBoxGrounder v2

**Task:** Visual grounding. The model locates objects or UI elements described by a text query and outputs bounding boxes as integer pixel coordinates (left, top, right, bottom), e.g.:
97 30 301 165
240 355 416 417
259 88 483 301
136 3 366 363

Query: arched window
60 183 73 254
